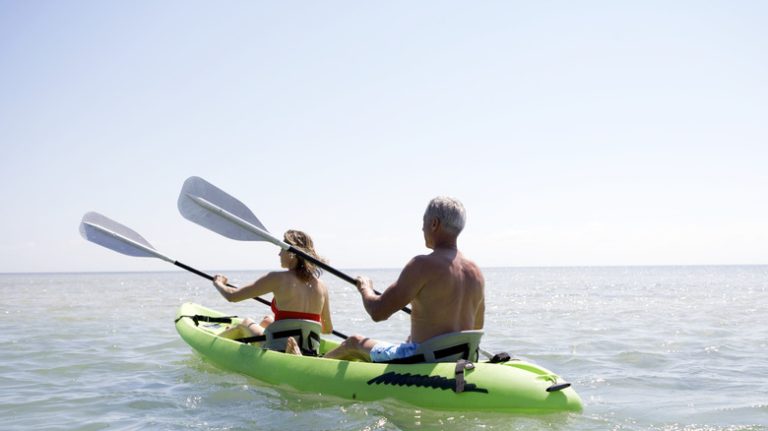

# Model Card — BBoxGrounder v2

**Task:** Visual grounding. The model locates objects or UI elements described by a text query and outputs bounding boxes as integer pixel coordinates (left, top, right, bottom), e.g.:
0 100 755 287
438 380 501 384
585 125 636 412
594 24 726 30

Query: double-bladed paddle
177 176 413 314
176 176 494 359
78 211 349 340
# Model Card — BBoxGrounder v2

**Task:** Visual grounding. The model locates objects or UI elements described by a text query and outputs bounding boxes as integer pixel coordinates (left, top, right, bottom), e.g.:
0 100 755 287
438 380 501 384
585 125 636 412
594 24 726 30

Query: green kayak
175 302 583 413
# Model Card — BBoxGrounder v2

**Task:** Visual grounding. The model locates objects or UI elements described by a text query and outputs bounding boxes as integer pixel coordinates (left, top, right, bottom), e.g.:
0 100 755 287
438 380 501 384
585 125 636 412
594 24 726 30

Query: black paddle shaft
288 246 413 315
174 260 348 339
173 261 271 307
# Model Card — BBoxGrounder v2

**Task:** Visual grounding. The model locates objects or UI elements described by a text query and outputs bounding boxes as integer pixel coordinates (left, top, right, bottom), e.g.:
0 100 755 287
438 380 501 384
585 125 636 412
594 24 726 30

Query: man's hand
356 276 373 294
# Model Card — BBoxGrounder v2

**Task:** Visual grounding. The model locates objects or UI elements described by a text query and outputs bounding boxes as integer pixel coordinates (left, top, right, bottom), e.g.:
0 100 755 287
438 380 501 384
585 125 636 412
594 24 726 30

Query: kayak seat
379 330 484 364
263 319 322 355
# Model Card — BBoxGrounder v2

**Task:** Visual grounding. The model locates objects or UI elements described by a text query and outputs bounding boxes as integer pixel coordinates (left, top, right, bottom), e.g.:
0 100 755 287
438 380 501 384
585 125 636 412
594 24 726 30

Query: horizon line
2 263 767 276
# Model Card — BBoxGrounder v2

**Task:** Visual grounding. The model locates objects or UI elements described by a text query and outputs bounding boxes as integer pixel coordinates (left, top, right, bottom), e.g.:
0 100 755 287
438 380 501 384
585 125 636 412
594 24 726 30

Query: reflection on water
1 267 766 430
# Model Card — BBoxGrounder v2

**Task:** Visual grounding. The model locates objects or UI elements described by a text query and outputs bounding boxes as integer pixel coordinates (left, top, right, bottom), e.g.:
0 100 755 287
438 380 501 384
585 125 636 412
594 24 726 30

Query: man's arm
473 268 485 329
357 257 428 322
474 296 485 330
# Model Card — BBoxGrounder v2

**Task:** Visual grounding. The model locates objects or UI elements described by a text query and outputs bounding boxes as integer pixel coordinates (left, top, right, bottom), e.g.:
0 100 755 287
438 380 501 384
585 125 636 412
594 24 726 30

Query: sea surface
1 266 766 430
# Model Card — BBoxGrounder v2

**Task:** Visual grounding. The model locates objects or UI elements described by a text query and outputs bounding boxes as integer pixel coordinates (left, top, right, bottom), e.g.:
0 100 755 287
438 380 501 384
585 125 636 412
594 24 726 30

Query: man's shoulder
409 253 433 263
398 255 443 280
461 255 482 272
407 253 443 269
420 250 480 266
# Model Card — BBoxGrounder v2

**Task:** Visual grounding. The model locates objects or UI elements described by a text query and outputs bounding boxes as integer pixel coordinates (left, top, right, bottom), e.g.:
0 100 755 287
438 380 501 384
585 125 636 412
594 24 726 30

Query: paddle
78 211 348 340
176 176 494 360
177 176 412 314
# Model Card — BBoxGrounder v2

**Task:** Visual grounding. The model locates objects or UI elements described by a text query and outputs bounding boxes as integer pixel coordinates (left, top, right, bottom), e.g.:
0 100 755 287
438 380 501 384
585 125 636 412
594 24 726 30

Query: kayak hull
175 302 583 413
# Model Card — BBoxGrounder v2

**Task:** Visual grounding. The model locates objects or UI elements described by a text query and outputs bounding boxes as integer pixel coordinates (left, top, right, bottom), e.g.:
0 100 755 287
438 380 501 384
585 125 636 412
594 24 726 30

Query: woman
211 230 333 351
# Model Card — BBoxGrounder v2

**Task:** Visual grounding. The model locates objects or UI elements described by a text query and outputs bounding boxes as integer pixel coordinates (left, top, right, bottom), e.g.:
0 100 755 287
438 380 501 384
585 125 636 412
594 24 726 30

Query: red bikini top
271 298 321 322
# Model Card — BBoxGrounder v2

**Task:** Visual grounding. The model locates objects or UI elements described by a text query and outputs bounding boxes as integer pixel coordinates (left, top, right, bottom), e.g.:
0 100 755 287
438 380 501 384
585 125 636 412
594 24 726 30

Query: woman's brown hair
284 230 325 282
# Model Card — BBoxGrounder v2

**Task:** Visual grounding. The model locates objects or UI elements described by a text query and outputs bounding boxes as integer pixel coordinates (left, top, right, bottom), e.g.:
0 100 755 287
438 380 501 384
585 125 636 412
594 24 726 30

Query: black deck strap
309 331 320 344
236 331 319 357
239 329 308 343
236 334 267 343
454 359 475 393
434 343 470 361
308 331 321 353
489 352 511 363
296 331 320 356
378 353 427 364
299 347 319 357
174 314 237 326
270 329 306 353
270 328 303 340
378 342 472 365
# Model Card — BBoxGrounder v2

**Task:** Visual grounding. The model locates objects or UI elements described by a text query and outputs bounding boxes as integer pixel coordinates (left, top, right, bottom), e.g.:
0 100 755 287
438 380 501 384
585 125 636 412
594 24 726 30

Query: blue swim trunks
370 341 420 362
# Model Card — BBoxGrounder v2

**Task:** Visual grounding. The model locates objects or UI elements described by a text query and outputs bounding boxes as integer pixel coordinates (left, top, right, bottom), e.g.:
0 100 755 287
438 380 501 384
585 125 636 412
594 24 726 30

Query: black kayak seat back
263 319 322 353
379 330 484 364
416 330 484 363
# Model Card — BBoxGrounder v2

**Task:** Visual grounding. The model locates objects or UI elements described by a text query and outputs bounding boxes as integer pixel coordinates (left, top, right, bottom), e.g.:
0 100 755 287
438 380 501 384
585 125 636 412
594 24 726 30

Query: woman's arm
320 282 333 334
212 272 282 303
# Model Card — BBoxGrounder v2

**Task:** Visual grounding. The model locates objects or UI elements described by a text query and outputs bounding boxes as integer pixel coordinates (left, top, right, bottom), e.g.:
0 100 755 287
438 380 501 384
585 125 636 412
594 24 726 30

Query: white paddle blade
178 176 280 245
79 212 171 261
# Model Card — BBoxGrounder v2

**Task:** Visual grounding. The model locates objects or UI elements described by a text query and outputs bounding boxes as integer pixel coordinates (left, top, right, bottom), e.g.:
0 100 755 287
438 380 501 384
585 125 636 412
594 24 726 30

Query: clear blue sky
1 1 765 273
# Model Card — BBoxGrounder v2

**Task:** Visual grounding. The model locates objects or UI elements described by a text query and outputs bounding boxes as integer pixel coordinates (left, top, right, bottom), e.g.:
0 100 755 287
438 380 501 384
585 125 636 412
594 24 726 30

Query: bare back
408 249 484 343
271 271 326 313
216 269 333 334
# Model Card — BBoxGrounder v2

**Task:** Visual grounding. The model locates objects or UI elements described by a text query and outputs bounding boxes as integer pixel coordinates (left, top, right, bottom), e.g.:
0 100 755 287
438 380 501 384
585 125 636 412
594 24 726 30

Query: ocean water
0 266 766 430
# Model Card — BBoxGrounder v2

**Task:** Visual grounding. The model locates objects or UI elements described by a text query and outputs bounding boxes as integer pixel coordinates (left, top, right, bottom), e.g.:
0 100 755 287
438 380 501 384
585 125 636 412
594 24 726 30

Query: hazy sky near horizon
1 1 766 273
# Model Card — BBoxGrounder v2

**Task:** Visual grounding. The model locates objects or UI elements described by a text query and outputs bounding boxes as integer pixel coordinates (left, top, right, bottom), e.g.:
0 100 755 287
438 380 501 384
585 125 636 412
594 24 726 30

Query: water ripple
1 268 767 430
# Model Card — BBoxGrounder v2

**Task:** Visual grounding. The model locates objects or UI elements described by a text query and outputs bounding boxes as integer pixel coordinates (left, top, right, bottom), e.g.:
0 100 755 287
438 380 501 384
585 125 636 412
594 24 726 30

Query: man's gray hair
425 196 466 235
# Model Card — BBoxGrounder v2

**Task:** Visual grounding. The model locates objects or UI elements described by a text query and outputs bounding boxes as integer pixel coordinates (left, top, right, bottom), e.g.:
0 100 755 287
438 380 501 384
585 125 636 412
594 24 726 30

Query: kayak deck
175 302 583 413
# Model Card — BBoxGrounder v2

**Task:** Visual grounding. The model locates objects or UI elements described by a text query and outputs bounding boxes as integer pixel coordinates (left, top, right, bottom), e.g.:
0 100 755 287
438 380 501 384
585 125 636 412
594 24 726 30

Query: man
324 196 485 362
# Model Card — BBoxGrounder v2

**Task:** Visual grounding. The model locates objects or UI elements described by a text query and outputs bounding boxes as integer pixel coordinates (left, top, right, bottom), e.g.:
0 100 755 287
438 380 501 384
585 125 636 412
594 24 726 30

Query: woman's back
271 270 327 314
